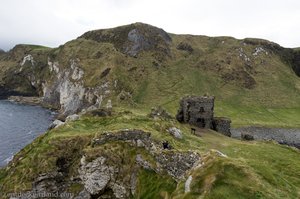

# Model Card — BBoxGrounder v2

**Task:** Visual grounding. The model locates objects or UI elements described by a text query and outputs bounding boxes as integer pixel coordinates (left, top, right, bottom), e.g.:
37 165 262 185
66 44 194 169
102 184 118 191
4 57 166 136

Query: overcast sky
1 0 300 51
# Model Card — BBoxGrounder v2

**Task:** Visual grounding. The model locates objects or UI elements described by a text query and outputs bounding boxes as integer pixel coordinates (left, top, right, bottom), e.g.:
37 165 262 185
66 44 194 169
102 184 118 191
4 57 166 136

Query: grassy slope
1 25 300 198
1 30 299 127
0 112 299 198
0 44 52 94
105 34 300 127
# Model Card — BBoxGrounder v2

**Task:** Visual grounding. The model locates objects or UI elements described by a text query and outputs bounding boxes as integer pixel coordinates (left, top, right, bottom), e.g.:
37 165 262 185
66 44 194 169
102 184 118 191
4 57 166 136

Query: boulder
65 114 80 122
49 120 65 129
167 127 183 139
241 133 254 141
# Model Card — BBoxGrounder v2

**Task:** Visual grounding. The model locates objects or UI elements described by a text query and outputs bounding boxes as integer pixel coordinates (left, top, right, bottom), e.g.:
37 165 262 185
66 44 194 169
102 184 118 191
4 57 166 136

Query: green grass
3 25 300 127
1 23 300 198
1 111 299 198
194 132 300 198
135 169 177 199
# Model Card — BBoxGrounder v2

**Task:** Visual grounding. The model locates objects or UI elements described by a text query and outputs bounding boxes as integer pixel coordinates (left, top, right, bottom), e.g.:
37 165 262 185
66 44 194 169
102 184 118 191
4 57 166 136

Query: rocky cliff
0 23 299 127
1 23 300 199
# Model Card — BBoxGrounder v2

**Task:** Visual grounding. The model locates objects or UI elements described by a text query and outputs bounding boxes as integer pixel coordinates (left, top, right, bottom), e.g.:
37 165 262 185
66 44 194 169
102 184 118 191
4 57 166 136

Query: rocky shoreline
231 127 300 149
7 96 43 106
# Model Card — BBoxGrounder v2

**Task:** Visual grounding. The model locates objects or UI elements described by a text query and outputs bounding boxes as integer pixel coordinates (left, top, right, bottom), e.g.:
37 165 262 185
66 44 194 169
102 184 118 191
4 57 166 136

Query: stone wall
92 129 151 146
176 96 231 137
212 117 231 137
176 96 214 128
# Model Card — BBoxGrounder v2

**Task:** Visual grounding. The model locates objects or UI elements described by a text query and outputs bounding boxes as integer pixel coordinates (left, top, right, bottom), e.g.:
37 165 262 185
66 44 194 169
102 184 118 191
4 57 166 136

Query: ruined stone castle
176 96 231 136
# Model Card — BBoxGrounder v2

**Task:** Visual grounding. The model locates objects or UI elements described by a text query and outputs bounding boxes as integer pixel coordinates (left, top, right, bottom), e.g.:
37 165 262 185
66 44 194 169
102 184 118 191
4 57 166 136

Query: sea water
0 100 54 167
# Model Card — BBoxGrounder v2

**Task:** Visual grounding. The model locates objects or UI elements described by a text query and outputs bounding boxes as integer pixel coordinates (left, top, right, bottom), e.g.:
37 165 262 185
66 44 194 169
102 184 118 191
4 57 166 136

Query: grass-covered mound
0 109 299 198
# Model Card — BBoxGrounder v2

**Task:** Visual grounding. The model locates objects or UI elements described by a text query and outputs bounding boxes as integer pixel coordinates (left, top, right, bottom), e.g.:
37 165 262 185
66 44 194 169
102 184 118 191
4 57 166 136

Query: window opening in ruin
200 107 204 113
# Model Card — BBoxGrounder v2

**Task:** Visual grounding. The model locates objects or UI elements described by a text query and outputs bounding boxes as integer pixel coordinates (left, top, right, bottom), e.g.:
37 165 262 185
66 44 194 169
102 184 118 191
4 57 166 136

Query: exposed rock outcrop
43 59 86 115
92 129 152 147
92 129 201 180
8 172 73 199
155 151 200 179
243 38 300 77
8 96 42 106
149 106 173 120
79 23 172 58
78 156 126 197
42 59 109 116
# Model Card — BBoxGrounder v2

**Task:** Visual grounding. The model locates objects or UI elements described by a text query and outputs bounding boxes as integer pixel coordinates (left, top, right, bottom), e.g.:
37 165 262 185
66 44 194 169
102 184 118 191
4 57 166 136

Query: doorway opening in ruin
186 102 190 121
197 118 205 128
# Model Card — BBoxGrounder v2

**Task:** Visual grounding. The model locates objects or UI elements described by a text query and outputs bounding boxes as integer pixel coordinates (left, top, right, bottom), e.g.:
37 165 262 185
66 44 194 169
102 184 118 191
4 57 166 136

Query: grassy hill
0 112 299 198
72 24 300 127
0 23 300 198
0 23 299 127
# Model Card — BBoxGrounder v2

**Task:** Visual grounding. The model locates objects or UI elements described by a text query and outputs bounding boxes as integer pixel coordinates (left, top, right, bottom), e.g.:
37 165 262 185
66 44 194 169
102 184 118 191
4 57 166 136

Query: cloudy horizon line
1 0 300 51
1 22 299 52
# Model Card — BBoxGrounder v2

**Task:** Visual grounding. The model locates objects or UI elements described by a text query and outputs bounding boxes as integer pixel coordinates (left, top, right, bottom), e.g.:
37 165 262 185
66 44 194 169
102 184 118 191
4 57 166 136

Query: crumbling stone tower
176 96 231 136
176 96 215 128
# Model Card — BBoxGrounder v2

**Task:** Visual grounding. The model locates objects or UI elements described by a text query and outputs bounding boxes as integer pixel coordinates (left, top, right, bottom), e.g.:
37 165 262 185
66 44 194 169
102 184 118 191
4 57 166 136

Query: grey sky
1 0 300 51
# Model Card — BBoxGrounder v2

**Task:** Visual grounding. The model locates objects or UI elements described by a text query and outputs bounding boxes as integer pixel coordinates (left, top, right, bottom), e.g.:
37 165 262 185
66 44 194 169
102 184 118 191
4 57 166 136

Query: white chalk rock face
21 54 35 66
79 156 114 195
59 77 85 114
48 58 60 74
43 58 112 116
70 60 84 80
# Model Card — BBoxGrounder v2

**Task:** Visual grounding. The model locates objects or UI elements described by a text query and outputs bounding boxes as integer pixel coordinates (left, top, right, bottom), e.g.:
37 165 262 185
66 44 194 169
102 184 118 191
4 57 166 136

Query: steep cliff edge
0 23 300 198
0 23 299 125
